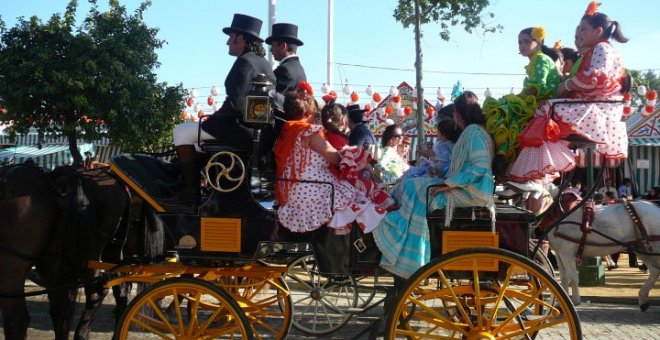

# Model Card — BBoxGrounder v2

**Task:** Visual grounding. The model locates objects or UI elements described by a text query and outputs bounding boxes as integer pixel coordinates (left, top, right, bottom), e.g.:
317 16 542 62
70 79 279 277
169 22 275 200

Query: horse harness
554 198 659 264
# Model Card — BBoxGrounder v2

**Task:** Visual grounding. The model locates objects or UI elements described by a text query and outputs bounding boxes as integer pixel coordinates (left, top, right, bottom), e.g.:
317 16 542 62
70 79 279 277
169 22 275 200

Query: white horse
542 193 660 310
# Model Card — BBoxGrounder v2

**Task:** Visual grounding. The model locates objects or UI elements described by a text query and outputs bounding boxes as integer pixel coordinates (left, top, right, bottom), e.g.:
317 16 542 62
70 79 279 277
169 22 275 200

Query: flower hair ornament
585 1 600 16
530 26 546 42
553 40 563 49
322 90 337 104
297 80 314 97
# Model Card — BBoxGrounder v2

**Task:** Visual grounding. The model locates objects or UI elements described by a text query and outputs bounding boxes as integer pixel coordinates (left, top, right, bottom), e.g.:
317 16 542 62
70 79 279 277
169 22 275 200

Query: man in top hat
265 23 307 94
169 13 275 210
347 104 375 148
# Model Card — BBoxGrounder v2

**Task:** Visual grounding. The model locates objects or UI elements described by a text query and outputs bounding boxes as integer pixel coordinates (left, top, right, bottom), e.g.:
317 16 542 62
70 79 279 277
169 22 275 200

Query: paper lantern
197 110 204 118
389 87 399 96
190 89 198 98
623 106 632 115
212 102 221 112
343 84 352 96
646 90 657 101
484 88 493 98
638 85 647 96
321 83 329 94
372 92 382 103
364 104 372 113
211 86 220 96
412 101 417 110
403 106 413 115
397 108 405 117
365 85 374 96
180 112 188 120
207 96 214 106
391 96 401 104
186 97 194 107
385 105 393 114
350 91 359 103
643 105 654 117
623 92 632 102
392 101 401 110
510 87 515 94
426 106 435 118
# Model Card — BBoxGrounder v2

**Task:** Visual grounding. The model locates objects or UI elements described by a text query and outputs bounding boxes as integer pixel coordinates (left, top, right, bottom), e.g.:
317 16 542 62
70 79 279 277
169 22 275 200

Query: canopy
627 105 660 146
0 144 94 169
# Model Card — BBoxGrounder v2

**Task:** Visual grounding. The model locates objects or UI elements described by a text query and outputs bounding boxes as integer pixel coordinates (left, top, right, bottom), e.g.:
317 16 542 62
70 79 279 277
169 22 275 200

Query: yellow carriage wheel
116 277 253 339
213 274 293 340
385 248 581 340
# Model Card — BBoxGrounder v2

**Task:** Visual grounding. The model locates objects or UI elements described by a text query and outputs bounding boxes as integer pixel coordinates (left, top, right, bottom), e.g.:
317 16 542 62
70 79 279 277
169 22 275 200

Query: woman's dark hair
519 27 558 61
381 124 401 148
244 35 267 57
582 12 628 43
321 101 348 136
283 90 315 121
436 103 455 122
561 47 580 63
453 91 485 126
437 119 462 143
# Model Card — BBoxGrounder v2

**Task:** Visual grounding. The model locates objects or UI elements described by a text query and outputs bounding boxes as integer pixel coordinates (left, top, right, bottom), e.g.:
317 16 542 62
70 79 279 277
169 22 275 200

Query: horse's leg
74 273 109 340
556 250 581 305
112 281 132 326
0 297 30 340
47 287 79 340
637 256 660 312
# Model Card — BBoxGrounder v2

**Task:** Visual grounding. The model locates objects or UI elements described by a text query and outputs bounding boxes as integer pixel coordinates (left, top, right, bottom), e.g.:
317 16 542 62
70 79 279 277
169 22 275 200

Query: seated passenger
373 123 410 186
373 91 495 278
320 100 349 150
401 119 462 179
274 82 386 235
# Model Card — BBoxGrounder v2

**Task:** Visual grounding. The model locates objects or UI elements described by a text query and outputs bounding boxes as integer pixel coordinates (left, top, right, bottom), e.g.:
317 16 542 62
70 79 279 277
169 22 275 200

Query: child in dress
321 100 349 150
509 2 629 180
401 119 462 179
483 26 562 175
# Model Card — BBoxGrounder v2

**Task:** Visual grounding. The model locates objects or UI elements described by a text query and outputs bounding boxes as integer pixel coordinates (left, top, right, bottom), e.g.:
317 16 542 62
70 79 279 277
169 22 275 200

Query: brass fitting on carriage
165 250 180 263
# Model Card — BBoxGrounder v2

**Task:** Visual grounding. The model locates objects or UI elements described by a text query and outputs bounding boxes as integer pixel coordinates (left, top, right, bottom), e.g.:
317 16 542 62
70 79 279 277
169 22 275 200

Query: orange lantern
198 110 205 118
391 96 401 104
404 106 413 115
385 105 393 114
207 96 214 106
181 111 188 120
186 97 194 107
426 106 434 117
350 91 359 103
372 93 382 103
364 104 372 113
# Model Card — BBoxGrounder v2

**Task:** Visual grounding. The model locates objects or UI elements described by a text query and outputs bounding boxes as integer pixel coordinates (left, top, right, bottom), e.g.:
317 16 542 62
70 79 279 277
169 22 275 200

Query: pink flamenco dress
275 123 386 235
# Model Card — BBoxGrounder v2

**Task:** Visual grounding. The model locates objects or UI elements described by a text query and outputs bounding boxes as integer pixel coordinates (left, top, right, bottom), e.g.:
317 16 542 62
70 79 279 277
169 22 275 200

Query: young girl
509 2 629 180
401 119 462 179
483 26 562 174
321 100 349 150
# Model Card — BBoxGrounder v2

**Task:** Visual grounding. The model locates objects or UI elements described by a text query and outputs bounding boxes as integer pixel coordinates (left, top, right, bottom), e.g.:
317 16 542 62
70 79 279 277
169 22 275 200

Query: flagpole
327 0 334 88
268 0 277 68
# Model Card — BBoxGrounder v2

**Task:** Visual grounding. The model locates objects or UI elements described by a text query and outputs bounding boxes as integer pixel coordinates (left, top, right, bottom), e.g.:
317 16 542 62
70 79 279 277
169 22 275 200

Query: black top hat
265 23 304 46
347 104 368 123
222 14 264 42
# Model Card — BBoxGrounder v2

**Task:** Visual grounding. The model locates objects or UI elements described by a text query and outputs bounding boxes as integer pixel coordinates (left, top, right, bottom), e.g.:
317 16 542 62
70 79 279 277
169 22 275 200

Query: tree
629 69 660 106
0 0 186 165
393 0 502 41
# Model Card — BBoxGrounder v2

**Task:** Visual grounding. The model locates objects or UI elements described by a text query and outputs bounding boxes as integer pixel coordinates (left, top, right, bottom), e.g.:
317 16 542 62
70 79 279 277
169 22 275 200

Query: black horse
0 165 130 340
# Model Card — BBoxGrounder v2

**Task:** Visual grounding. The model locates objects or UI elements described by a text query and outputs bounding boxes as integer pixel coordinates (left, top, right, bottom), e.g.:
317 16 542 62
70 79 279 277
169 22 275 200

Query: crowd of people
163 2 650 279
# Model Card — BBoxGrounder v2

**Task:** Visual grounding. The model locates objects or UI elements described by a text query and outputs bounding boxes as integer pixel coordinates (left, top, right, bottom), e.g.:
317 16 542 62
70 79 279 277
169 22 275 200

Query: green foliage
0 0 186 164
393 0 502 40
628 69 659 107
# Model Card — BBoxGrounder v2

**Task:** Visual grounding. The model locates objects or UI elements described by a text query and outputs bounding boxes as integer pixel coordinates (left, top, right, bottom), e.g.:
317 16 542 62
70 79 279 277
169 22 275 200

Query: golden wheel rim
386 248 581 340
116 277 253 339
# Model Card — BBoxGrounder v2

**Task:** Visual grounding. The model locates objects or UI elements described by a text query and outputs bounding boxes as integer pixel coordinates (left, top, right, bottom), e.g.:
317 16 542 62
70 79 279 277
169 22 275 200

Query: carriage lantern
243 74 273 128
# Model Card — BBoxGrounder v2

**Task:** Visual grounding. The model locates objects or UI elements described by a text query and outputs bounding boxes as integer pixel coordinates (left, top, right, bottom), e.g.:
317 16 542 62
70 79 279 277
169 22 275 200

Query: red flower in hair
585 1 600 16
297 80 314 96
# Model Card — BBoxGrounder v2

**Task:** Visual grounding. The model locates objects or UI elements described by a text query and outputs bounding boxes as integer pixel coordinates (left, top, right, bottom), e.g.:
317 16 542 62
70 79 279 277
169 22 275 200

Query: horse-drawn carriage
74 81 587 339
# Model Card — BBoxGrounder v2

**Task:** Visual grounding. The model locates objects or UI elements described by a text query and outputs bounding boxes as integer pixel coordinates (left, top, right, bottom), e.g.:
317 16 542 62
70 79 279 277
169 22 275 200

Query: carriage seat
110 154 182 206
199 140 251 155
427 204 535 258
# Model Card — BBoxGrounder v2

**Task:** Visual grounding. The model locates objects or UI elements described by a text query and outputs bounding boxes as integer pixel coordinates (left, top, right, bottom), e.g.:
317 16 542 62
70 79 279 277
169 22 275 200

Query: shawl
444 124 496 229
274 120 324 205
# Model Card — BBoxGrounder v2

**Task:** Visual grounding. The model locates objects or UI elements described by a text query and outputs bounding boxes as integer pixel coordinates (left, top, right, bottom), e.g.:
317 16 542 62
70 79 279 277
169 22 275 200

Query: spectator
618 178 633 199
598 178 618 198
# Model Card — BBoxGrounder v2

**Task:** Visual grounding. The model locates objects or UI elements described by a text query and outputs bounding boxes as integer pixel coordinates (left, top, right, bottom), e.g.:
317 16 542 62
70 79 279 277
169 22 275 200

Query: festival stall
624 104 660 195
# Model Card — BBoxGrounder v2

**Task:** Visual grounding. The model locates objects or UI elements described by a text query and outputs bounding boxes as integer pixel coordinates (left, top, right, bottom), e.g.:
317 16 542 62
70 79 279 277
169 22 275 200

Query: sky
2 0 659 104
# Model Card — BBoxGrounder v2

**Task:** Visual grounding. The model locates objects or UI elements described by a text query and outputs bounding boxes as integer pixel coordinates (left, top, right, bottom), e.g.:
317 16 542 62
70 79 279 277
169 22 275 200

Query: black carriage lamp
243 73 273 128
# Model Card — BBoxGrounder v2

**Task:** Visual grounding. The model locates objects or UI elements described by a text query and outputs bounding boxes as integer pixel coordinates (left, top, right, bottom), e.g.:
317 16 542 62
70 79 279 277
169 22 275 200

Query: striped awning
0 144 94 169
574 148 621 168
628 138 660 146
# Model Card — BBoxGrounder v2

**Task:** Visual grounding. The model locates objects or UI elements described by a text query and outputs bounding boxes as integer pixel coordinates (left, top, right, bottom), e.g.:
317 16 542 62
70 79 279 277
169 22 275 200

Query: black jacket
202 51 275 148
348 123 376 148
274 56 306 94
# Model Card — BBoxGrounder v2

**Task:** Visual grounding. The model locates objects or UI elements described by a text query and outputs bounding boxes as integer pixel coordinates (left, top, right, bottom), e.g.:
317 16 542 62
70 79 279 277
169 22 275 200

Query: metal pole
413 0 425 158
268 0 277 68
327 0 334 88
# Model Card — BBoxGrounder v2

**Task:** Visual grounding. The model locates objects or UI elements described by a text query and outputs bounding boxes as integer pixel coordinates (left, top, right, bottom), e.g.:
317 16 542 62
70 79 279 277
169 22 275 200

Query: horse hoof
640 302 650 312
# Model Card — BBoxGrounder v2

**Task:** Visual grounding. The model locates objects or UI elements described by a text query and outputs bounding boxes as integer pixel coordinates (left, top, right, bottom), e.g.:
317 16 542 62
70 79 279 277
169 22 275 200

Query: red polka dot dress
277 125 386 234
554 41 628 159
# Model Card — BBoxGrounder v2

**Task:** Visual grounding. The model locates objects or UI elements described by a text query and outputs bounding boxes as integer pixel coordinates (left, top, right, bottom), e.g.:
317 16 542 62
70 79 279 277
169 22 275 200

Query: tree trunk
66 132 82 167
414 0 425 160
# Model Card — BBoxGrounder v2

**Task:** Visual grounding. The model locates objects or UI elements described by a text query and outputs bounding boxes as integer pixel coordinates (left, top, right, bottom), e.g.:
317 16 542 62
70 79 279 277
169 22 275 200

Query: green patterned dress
483 50 561 165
